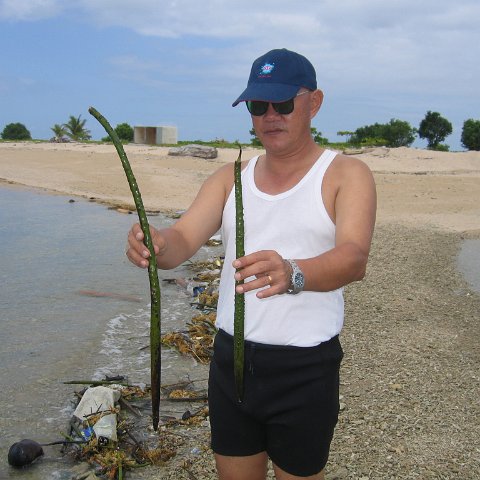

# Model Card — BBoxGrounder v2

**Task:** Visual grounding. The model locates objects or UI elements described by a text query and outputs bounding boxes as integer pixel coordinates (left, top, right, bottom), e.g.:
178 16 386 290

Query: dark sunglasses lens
273 99 295 115
246 101 269 116
246 98 295 116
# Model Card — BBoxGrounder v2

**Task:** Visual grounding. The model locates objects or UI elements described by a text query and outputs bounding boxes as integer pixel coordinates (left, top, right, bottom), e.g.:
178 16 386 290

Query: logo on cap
258 62 275 77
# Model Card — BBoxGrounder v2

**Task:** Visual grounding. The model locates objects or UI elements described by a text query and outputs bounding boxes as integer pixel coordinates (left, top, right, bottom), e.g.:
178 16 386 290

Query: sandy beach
1 142 479 479
1 141 479 235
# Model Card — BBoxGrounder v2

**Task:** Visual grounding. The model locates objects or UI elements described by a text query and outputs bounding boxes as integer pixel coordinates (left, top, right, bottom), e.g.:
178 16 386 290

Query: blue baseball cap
232 48 317 107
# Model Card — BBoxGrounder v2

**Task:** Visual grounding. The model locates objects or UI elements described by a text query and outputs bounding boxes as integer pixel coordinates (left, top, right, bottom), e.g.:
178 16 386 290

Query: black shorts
208 329 343 477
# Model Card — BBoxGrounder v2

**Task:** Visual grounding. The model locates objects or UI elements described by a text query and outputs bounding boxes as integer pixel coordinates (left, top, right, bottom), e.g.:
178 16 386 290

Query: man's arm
126 163 234 269
233 156 376 297
300 155 376 291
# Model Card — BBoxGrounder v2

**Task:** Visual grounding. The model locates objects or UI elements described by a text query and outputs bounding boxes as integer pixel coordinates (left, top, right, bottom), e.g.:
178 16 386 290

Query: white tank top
216 149 344 347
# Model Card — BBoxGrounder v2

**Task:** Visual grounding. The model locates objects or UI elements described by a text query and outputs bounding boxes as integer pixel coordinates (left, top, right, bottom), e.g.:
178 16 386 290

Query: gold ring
267 275 272 284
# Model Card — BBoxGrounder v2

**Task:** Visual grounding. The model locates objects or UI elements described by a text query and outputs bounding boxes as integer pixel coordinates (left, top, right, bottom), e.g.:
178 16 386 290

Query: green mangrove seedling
234 146 245 402
88 107 162 431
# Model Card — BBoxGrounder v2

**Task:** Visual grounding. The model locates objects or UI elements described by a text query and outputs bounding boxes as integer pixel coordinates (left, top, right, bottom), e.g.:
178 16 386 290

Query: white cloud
72 1 479 86
76 0 322 40
81 0 478 126
0 0 61 20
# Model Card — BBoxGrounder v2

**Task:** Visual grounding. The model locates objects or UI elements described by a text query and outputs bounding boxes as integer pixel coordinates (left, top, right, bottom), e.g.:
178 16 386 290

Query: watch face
294 272 304 289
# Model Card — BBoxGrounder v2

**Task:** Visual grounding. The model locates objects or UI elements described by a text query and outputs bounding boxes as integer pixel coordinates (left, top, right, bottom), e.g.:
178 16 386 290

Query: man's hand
233 250 291 299
126 223 165 268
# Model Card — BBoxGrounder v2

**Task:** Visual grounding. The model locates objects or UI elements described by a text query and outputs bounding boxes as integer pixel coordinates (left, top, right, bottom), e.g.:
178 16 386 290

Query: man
126 48 376 479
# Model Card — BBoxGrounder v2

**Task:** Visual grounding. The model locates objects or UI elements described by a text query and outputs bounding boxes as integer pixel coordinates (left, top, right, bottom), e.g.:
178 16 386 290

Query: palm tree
63 115 91 141
50 123 68 141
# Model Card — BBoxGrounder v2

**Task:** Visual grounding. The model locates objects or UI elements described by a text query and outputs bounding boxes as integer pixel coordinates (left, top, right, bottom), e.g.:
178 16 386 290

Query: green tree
102 123 134 142
418 111 452 150
63 115 91 141
1 122 31 140
337 131 354 142
311 127 328 145
461 119 480 151
349 122 387 146
383 119 416 148
114 123 134 142
51 123 67 140
350 119 415 148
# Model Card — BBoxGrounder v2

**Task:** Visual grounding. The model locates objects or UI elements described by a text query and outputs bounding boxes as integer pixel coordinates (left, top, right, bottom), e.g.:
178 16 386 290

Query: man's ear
310 89 324 118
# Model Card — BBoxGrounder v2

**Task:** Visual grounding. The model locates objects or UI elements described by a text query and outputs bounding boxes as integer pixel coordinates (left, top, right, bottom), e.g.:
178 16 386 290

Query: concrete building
133 126 177 145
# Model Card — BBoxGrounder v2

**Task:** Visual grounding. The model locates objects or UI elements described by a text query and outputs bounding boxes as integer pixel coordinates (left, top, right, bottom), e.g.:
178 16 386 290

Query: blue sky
1 0 479 150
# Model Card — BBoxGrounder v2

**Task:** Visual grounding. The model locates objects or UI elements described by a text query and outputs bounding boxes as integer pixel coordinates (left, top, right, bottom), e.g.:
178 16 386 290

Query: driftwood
63 380 131 387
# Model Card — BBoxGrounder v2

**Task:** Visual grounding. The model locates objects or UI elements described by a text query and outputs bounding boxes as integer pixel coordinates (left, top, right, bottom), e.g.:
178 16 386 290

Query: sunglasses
246 90 310 116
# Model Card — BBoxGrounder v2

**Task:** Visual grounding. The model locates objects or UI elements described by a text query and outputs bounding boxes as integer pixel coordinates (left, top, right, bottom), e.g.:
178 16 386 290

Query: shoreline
1 142 480 235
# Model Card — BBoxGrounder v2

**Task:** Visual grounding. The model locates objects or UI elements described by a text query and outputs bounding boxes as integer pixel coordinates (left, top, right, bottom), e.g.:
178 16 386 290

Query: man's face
251 90 322 155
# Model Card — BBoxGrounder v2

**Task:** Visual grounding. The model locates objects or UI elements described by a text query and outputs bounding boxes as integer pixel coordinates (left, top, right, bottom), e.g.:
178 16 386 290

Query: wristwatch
285 259 305 294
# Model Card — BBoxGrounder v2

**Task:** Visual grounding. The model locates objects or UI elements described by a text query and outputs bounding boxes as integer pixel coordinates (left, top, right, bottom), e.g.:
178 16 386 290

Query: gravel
135 223 480 480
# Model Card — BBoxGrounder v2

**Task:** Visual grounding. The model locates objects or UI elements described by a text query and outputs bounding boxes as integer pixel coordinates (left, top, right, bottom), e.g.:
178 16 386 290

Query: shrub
461 119 480 151
249 128 263 147
311 127 329 145
432 143 450 152
114 123 134 142
1 122 32 140
102 123 135 143
360 137 389 147
382 119 416 147
350 119 416 148
418 111 452 149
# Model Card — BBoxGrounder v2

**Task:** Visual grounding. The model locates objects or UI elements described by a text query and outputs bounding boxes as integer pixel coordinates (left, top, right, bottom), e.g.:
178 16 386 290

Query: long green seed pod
233 146 245 402
88 107 162 431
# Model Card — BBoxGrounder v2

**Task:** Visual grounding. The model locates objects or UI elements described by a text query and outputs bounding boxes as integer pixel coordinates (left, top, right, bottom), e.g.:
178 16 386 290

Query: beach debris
73 386 121 420
233 145 245 402
92 414 118 445
8 439 44 467
194 287 219 309
160 256 222 362
169 210 185 219
206 234 222 246
89 107 162 431
72 386 122 446
49 135 70 143
116 208 133 215
168 144 218 159
7 438 90 468
61 380 209 478
168 390 208 402
162 312 217 364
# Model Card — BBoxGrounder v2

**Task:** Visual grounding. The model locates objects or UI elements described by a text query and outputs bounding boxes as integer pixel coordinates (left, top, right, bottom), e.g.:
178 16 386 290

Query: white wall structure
133 126 178 145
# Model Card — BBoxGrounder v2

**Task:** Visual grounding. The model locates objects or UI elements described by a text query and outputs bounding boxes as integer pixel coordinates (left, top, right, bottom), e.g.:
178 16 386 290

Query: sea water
457 239 480 294
0 185 215 479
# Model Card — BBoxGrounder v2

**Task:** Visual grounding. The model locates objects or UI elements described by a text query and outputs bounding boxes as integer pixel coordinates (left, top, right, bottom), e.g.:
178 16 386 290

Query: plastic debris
73 386 120 421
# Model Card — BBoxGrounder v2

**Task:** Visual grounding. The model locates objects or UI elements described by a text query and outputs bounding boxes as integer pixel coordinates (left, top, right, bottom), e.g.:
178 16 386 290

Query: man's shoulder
331 151 373 174
326 151 375 190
